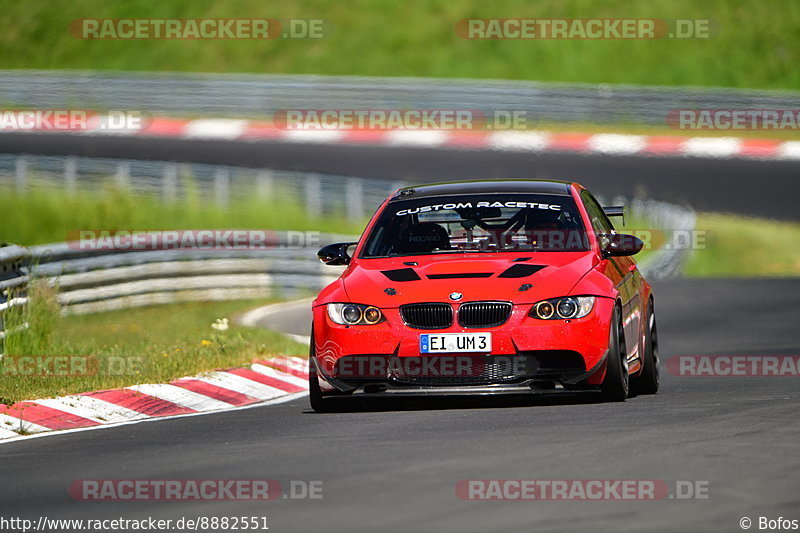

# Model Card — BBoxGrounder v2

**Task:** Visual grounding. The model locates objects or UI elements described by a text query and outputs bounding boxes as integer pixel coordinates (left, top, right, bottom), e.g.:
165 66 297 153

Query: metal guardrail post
14 157 27 193
256 171 273 199
162 163 178 203
304 175 322 216
64 157 77 193
214 167 230 207
346 178 364 221
114 161 131 189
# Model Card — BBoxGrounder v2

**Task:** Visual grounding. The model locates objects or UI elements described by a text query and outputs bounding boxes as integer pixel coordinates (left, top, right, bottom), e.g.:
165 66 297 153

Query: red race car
310 179 659 411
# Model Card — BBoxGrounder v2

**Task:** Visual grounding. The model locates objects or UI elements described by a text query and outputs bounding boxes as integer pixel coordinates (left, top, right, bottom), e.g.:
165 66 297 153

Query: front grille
458 301 513 328
400 303 453 329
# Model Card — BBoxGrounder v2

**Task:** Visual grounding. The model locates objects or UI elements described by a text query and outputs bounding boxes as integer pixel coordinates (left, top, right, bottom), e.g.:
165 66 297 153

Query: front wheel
631 303 660 395
308 332 336 413
308 364 335 413
600 306 629 402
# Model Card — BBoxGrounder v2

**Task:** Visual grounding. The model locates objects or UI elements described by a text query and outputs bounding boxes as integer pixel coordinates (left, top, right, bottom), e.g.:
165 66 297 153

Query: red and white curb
10 115 799 161
0 356 309 442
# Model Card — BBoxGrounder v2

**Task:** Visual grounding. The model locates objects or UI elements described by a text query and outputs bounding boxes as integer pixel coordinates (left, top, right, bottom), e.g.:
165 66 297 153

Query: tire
632 303 660 395
600 306 629 402
308 364 336 413
308 332 335 413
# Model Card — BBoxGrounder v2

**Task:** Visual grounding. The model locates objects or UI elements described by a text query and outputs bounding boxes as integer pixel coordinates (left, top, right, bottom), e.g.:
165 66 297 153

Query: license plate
420 333 492 353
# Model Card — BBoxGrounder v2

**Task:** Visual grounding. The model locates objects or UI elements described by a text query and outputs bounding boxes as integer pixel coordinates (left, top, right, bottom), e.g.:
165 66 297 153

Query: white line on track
183 119 249 140
385 130 447 147
280 130 345 143
238 298 313 327
285 333 311 345
681 137 742 158
487 130 551 151
588 134 648 155
777 141 800 160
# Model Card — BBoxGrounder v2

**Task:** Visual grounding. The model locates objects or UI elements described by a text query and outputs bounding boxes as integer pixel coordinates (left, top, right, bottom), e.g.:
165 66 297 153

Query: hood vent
427 272 493 279
381 268 421 282
498 264 546 278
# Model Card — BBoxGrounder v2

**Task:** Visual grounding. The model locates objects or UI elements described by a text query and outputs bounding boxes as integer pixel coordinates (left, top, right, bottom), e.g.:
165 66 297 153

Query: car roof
391 179 574 201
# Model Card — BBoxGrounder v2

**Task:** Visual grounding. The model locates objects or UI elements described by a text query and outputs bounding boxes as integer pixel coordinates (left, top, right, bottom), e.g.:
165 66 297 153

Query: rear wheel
600 306 629 402
632 303 660 395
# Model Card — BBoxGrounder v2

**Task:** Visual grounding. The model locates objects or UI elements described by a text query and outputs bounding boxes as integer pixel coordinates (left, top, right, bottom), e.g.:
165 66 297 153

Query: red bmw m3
310 179 659 411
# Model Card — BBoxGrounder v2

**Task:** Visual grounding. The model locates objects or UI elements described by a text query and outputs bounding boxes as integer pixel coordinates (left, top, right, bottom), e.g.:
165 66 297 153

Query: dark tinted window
581 191 615 233
361 194 589 257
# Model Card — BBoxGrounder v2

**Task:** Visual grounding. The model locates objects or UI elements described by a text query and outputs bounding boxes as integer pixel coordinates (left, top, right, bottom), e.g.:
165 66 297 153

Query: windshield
361 193 589 258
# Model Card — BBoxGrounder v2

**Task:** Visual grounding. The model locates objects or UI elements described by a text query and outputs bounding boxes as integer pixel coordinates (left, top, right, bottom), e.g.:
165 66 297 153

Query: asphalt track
2 133 800 219
1 278 799 533
2 134 799 532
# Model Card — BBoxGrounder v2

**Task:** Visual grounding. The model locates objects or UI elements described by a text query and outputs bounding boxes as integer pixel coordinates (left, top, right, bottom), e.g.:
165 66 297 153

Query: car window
361 193 589 257
580 190 618 249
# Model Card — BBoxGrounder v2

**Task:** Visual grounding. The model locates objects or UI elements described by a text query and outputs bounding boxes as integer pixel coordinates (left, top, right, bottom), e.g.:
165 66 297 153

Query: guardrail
26 234 351 315
0 195 693 322
2 70 799 125
0 245 29 351
0 154 402 221
627 198 696 279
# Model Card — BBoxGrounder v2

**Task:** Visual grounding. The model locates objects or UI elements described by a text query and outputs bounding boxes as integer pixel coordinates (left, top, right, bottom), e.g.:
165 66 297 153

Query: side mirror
601 233 643 258
317 242 357 265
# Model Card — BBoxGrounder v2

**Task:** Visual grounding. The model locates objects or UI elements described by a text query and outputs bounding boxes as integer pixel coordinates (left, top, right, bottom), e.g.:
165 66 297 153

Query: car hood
341 252 598 306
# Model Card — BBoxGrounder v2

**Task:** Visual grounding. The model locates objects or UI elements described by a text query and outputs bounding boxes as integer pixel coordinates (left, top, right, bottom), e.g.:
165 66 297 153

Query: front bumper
312 297 614 394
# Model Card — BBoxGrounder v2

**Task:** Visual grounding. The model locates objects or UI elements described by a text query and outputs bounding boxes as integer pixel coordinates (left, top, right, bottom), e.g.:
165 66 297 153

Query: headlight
530 297 595 320
328 303 385 325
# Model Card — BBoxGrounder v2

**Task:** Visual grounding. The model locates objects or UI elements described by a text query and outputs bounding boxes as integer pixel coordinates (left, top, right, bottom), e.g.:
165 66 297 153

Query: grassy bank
0 0 797 89
3 186 799 276
686 213 800 277
0 185 367 246
0 285 306 404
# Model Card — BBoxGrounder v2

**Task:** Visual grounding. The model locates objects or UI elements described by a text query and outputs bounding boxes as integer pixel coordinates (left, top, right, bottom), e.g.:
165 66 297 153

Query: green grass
0 0 797 89
0 283 307 404
686 213 800 277
0 184 366 246
7 186 799 277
